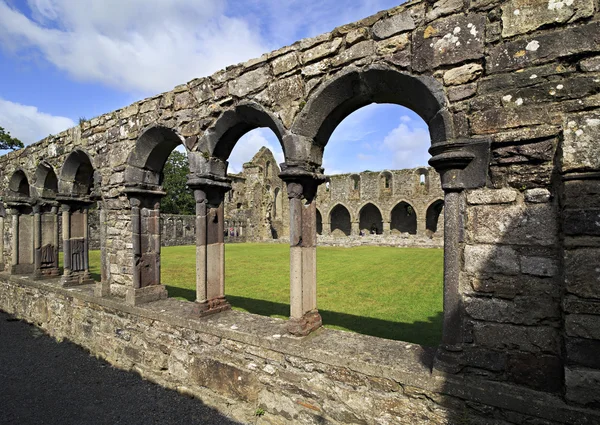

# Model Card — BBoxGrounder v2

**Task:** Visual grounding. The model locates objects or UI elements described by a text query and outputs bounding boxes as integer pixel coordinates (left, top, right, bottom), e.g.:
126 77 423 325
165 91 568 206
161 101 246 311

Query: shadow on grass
165 285 442 347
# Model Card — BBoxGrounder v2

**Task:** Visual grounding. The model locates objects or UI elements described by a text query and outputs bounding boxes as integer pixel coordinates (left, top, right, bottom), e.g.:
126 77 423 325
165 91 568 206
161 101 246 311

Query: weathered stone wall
2 276 598 425
0 0 599 421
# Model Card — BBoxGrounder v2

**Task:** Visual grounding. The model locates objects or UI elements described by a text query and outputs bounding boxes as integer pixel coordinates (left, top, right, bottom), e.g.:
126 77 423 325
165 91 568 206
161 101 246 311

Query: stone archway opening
359 203 383 235
391 201 417 235
426 199 444 237
330 204 351 237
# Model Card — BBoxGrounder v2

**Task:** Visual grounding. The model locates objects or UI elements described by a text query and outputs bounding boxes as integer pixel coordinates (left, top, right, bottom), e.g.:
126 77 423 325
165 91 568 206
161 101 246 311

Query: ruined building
1 0 600 423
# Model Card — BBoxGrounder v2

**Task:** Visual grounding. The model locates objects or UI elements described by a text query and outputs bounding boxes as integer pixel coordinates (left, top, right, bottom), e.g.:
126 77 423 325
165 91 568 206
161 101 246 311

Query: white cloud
0 97 75 146
356 153 375 161
0 0 269 94
382 116 431 169
227 128 284 174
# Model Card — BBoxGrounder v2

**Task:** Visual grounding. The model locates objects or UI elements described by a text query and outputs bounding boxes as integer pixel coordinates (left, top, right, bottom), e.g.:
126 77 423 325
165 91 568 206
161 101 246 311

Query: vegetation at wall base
88 243 443 346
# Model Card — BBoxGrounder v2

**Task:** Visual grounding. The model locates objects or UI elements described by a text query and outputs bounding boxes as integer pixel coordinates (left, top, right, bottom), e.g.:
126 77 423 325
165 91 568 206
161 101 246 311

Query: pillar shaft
195 190 207 303
442 191 463 346
34 206 41 275
382 221 391 236
11 210 18 267
351 221 360 236
62 205 71 274
0 216 4 270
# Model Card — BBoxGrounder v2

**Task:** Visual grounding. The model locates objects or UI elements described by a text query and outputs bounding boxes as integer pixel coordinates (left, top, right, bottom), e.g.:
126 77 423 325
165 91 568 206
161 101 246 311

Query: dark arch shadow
391 201 417 235
329 204 351 236
60 150 95 196
34 162 58 199
8 169 31 198
359 202 383 235
426 199 444 235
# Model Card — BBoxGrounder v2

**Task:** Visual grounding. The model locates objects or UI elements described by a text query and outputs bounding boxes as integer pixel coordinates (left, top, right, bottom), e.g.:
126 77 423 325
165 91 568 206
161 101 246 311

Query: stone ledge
1 274 599 424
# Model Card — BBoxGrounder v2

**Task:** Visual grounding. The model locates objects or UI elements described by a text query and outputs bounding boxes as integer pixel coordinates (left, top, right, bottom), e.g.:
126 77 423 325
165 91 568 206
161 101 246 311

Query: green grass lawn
88 244 444 346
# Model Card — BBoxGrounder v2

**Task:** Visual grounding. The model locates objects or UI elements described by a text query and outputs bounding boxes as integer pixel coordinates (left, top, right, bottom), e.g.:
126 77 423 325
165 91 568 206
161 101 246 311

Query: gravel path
0 311 242 425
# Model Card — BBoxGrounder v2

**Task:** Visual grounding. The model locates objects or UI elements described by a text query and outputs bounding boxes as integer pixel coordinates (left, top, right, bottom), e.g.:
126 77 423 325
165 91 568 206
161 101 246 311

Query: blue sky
0 0 431 174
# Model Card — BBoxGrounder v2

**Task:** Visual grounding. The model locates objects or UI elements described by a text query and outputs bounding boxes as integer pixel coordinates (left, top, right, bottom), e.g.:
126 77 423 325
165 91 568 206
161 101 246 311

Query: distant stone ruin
1 0 600 423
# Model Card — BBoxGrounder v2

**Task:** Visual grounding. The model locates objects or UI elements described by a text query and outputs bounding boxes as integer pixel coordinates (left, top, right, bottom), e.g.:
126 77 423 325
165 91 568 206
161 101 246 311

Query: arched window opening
265 160 271 178
391 202 417 235
311 90 443 345
420 174 425 184
359 203 383 235
330 204 351 237
426 200 444 237
34 162 58 199
60 150 95 196
316 209 323 236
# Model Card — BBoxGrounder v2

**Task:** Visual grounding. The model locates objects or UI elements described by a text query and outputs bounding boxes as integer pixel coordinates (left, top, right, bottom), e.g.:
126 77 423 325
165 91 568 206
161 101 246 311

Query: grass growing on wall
89 244 444 346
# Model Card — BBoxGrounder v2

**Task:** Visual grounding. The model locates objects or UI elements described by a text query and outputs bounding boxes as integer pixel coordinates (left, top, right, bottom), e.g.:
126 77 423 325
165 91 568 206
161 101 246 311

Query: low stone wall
1 275 597 425
317 234 443 248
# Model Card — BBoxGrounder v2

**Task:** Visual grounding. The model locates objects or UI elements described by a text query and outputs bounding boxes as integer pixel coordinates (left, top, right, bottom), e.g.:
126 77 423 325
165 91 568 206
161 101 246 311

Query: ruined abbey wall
1 0 600 423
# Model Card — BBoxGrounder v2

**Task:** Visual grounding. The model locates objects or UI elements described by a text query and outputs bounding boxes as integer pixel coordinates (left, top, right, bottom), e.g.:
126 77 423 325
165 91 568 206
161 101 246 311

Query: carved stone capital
428 139 490 191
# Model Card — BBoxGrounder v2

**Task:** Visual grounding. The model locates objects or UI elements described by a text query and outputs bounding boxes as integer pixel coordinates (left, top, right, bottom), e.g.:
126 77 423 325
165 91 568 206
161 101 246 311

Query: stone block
580 55 600 72
507 353 562 392
228 67 270 97
564 297 600 315
173 92 194 111
565 367 600 405
478 63 574 94
447 82 477 102
412 13 485 72
346 27 369 46
268 75 304 106
466 188 518 205
191 358 261 403
562 112 600 173
301 38 342 64
468 273 560 299
566 248 600 298
372 9 417 39
443 63 483 86
426 0 464 21
565 314 600 339
464 244 520 276
566 338 600 369
520 256 557 277
563 209 600 236
524 188 551 203
464 295 560 325
486 21 600 74
271 52 299 76
471 105 562 134
330 40 375 67
375 33 410 56
467 203 558 246
563 180 600 209
473 322 560 353
501 0 595 38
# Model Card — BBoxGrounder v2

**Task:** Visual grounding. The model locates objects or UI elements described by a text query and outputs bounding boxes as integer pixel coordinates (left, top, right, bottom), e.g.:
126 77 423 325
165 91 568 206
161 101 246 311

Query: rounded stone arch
125 125 184 187
291 63 451 164
33 162 58 199
426 199 445 234
390 201 417 235
199 102 289 166
60 149 95 196
358 202 383 235
316 208 323 236
8 169 31 199
329 203 351 236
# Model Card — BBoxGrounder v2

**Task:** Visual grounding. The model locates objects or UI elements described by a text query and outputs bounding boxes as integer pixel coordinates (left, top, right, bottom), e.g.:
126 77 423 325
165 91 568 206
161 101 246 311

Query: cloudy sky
0 0 431 174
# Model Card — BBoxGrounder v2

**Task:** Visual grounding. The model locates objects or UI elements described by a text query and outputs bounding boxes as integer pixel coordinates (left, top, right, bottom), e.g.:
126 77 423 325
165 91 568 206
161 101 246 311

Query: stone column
52 206 60 274
382 221 391 236
95 205 110 297
351 221 360 236
322 221 331 236
82 206 91 281
33 204 42 276
11 208 18 269
61 204 72 284
0 202 4 271
285 180 322 336
125 190 168 305
190 184 230 317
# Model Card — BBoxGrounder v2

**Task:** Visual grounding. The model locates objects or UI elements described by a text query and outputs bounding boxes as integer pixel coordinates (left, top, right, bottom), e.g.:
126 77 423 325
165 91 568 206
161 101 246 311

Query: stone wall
0 0 600 421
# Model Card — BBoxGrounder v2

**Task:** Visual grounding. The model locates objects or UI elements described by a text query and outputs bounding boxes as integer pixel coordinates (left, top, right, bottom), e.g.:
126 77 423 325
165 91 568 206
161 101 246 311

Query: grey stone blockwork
1 0 600 422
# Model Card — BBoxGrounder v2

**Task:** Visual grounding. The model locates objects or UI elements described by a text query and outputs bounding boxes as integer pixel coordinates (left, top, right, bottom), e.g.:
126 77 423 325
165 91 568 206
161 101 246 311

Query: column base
94 281 111 297
125 285 168 306
287 310 322 336
10 264 35 275
192 297 231 317
432 344 466 374
35 267 61 278
61 272 94 287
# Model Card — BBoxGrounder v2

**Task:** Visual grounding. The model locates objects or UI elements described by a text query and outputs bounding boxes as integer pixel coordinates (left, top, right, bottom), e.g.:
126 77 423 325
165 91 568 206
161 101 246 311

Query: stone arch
316 208 323 236
291 64 451 162
34 162 58 199
60 150 95 196
390 201 417 235
8 169 31 198
426 199 444 235
125 126 184 187
200 102 288 165
359 202 383 235
329 204 351 236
